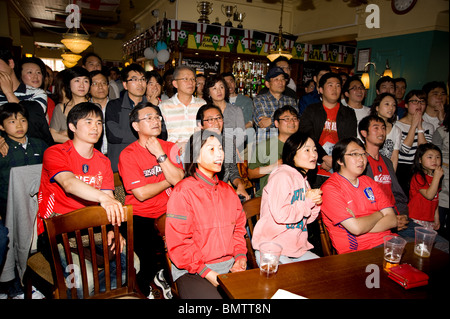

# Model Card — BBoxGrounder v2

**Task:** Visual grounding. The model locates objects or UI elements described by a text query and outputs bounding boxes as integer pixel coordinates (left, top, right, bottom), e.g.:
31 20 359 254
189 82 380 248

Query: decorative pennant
321 44 329 61
195 23 208 48
241 29 253 51
210 34 220 50
264 33 276 53
178 30 189 46
227 35 236 50
295 43 303 57
284 39 294 52
304 43 312 61
170 20 182 41
219 26 231 47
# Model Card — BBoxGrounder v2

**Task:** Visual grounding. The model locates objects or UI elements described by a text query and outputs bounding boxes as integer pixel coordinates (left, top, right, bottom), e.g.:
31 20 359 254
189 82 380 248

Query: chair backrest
44 205 137 299
154 213 179 298
242 197 261 269
113 172 126 205
318 214 336 257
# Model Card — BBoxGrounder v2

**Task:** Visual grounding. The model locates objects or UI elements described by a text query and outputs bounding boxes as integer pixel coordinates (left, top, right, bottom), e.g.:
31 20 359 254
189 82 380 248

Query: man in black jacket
299 72 357 189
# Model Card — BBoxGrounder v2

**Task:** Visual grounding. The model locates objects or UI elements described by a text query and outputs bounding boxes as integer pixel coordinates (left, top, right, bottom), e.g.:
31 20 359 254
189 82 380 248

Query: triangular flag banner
264 34 276 53
210 34 220 50
170 20 182 41
178 30 188 46
227 35 236 50
241 30 253 51
304 43 312 61
255 38 264 54
284 39 294 53
195 23 207 48
295 43 303 57
321 44 329 61
219 26 231 47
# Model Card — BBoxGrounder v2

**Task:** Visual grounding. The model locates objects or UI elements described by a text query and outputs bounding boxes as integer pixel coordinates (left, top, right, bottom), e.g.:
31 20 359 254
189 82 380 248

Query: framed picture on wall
357 48 371 72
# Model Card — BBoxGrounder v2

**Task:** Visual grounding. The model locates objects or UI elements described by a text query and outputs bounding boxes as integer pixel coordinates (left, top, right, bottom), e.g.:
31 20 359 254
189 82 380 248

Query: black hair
282 131 313 177
121 63 145 81
370 92 397 124
422 81 447 95
184 130 223 178
221 71 235 81
375 76 395 92
273 105 299 122
89 70 109 82
358 115 386 143
196 103 223 127
129 102 161 128
145 70 163 86
318 72 342 88
81 52 102 67
412 143 443 187
67 102 103 140
63 66 91 101
405 89 426 104
15 56 47 89
314 64 331 78
342 75 364 96
269 56 291 69
203 75 230 104
0 46 14 64
0 102 29 125
394 77 407 87
332 137 365 173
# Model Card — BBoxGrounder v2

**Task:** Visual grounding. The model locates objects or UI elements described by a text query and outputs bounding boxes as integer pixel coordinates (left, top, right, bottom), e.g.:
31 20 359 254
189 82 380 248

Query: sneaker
147 286 156 299
154 269 172 299
0 293 8 299
11 286 45 299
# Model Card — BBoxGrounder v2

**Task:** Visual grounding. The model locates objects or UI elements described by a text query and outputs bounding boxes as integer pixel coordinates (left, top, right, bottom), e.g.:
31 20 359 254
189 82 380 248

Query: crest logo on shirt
82 164 89 174
364 187 375 203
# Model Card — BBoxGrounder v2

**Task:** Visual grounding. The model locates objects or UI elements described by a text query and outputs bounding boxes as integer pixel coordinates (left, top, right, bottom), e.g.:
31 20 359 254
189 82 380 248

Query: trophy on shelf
221 5 237 27
235 12 246 28
197 1 213 24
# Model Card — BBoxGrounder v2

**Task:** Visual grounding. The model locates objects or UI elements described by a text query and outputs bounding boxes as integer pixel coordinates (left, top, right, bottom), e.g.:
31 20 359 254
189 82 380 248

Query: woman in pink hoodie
252 132 323 264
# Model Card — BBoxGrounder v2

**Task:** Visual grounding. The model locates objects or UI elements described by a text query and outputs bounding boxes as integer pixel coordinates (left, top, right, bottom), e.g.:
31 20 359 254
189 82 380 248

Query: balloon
156 49 170 63
144 47 157 59
156 41 167 52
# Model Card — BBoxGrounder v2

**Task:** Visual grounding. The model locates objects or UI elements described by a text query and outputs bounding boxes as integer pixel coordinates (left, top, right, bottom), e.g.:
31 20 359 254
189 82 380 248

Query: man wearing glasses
320 137 398 254
105 63 166 172
118 102 184 299
248 105 299 197
159 66 206 155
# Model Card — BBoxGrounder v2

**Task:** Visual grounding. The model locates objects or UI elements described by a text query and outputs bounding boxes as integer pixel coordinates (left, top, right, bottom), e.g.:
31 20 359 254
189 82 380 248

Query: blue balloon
156 41 168 52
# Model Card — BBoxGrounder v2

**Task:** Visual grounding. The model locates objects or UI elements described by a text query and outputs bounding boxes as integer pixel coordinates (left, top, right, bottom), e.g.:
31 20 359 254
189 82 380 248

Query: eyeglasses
91 81 108 87
278 117 299 123
137 116 162 122
349 86 365 91
408 99 426 105
175 77 196 83
203 116 224 124
344 152 368 159
126 77 146 83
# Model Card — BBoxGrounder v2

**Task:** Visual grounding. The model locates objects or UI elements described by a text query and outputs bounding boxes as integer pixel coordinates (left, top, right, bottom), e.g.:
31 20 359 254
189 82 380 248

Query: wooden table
218 243 449 299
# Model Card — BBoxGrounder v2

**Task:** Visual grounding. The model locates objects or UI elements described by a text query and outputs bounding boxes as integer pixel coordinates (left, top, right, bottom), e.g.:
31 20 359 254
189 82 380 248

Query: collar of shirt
194 168 219 187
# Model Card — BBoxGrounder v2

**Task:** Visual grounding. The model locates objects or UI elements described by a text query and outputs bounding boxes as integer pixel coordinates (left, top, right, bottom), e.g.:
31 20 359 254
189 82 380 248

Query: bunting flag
284 39 295 52
170 20 182 41
304 43 312 61
210 34 220 50
178 30 189 46
295 43 303 57
219 26 231 47
227 35 236 51
321 44 329 61
195 23 208 48
264 34 276 53
241 30 253 51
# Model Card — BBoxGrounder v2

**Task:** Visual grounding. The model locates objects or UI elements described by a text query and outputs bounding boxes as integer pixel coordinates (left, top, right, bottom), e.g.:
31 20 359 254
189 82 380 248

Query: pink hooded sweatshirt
251 164 320 258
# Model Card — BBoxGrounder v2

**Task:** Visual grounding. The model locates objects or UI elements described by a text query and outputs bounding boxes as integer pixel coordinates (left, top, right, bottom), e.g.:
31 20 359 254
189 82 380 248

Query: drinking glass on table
383 235 407 271
259 242 282 278
414 227 437 257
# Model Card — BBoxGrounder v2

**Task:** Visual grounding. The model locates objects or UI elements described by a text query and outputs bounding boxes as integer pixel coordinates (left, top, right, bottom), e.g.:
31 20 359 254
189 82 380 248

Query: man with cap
252 67 298 142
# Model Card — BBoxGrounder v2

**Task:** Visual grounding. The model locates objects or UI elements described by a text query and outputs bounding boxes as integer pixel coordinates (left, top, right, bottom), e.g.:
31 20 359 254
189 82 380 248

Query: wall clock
391 0 417 15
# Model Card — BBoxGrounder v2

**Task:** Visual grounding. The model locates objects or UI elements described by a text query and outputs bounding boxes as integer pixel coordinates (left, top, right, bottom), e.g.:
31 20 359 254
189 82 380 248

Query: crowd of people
0 46 448 299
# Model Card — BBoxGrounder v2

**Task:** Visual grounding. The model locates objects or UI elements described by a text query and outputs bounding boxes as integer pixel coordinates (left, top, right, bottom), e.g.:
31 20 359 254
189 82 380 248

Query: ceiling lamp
267 0 292 62
62 59 78 68
61 22 92 54
61 52 82 64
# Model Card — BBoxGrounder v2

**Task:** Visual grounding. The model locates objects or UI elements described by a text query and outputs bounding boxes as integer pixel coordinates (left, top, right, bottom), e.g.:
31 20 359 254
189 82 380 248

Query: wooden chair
318 215 336 257
242 197 261 269
154 213 179 299
43 205 145 299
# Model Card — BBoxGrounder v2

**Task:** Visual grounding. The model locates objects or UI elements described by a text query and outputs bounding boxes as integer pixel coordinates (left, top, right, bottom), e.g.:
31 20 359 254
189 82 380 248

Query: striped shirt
0 83 47 113
395 120 434 165
159 93 206 144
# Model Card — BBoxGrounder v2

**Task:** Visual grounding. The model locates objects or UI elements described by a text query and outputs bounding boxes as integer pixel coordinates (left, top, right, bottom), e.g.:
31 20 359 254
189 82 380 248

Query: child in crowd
252 132 322 263
0 102 47 219
408 143 444 230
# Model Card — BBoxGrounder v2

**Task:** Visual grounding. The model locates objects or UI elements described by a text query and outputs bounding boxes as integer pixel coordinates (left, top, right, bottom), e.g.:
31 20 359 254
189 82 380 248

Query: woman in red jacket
165 130 247 299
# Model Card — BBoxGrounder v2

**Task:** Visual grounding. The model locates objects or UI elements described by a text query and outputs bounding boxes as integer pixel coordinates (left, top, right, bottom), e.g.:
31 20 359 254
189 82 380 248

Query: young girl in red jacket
165 130 247 299
408 143 444 230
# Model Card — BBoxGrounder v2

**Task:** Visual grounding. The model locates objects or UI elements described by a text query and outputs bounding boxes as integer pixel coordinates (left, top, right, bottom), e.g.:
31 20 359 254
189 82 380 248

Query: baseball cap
265 67 289 81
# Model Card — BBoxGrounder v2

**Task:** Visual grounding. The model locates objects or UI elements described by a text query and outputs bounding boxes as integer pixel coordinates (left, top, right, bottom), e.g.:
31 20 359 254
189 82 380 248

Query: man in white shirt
422 81 447 130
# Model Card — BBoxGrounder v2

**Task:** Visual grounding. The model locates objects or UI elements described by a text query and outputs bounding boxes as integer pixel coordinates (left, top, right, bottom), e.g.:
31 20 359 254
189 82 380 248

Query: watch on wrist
156 154 168 163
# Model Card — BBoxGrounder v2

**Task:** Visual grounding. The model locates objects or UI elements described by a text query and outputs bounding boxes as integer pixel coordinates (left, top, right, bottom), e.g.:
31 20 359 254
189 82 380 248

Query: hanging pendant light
267 0 292 62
